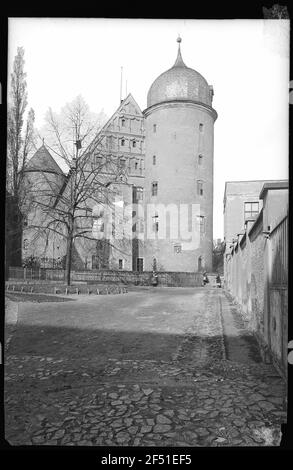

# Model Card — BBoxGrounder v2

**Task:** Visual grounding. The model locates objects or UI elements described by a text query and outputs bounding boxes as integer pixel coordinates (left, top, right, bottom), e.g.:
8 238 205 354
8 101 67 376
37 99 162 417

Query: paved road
4 287 286 446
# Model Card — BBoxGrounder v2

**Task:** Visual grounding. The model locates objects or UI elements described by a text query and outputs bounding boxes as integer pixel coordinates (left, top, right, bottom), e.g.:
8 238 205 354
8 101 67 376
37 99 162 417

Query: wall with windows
222 180 289 245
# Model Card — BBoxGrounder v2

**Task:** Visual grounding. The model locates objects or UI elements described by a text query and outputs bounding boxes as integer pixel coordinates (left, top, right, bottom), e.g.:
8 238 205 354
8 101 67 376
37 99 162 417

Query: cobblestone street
4 287 286 447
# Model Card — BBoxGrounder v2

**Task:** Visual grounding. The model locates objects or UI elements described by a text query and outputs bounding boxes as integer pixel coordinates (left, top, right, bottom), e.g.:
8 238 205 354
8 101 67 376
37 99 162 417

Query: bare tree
6 47 36 271
26 96 131 285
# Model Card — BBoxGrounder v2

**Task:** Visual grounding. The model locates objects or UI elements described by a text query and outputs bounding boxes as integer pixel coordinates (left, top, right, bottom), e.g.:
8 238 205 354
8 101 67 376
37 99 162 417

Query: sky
8 18 289 239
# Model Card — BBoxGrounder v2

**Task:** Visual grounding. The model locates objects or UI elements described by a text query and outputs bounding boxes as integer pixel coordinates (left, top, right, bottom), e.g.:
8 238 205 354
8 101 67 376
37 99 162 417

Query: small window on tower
197 180 204 196
132 140 136 148
121 138 125 146
135 161 138 170
198 154 203 165
153 155 156 165
199 123 204 132
121 119 125 127
118 259 124 270
153 124 157 133
197 216 205 234
151 181 158 197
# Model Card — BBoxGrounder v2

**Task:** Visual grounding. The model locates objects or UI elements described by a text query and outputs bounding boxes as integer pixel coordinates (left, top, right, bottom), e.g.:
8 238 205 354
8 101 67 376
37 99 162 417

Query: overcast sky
8 18 289 239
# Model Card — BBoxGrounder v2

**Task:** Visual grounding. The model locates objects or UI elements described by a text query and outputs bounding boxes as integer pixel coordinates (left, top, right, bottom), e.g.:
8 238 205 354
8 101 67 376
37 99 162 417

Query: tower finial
173 35 186 68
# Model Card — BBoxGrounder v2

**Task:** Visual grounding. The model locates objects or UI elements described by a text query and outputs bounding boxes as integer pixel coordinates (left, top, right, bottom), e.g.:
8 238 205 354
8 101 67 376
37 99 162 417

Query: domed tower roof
147 37 213 108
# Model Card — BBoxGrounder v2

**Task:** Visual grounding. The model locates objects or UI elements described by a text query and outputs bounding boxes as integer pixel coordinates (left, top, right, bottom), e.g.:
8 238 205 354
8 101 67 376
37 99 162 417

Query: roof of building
147 37 213 108
26 145 64 175
259 180 289 199
223 179 288 204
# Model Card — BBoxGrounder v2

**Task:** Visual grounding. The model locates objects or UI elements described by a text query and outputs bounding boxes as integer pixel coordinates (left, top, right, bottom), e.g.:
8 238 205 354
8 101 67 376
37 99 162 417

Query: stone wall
224 195 288 379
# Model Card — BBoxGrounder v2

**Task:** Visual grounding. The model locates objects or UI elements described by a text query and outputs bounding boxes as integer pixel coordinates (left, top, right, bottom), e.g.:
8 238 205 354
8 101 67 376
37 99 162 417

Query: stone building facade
20 38 217 275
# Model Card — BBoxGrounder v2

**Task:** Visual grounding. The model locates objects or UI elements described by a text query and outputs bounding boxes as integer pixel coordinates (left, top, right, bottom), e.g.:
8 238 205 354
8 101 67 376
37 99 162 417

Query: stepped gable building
21 38 217 274
143 36 217 272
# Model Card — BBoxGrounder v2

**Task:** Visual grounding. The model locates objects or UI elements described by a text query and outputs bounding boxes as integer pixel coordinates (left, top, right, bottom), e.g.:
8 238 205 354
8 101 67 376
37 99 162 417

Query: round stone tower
143 37 217 273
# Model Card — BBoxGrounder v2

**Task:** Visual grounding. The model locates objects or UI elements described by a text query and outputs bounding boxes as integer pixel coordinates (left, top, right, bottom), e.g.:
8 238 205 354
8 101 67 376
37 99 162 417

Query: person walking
203 272 209 286
216 273 221 288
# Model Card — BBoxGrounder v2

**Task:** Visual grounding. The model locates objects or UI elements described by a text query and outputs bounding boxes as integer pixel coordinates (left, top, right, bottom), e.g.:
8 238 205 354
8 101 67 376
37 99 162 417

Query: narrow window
197 180 204 196
199 123 204 132
121 118 125 127
121 138 125 146
153 212 159 232
198 256 202 271
135 161 138 170
153 155 156 165
136 187 143 201
107 136 113 149
153 124 157 133
137 257 144 272
120 158 126 168
151 181 158 196
198 154 203 165
118 259 123 270
197 216 205 234
132 140 136 148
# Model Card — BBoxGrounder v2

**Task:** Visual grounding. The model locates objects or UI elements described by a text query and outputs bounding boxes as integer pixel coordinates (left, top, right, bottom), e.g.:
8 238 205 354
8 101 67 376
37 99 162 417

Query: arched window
153 155 156 165
121 118 125 127
135 161 138 170
199 123 204 132
121 138 125 147
198 154 203 165
132 140 136 148
153 124 157 133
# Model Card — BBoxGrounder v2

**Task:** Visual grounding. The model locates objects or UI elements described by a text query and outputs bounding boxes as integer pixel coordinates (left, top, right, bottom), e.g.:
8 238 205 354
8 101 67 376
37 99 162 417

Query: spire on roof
173 35 187 68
